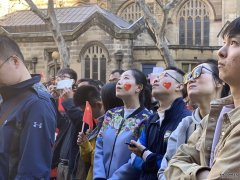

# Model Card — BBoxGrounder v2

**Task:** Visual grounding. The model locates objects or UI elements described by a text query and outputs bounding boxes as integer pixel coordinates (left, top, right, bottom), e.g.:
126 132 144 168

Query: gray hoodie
157 108 201 180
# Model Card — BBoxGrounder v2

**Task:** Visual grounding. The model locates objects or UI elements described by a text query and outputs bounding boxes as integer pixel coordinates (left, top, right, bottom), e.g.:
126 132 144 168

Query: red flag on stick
82 101 93 132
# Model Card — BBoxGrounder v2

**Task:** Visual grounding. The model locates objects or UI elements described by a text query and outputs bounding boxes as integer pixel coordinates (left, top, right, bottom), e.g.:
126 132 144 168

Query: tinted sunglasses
183 65 214 84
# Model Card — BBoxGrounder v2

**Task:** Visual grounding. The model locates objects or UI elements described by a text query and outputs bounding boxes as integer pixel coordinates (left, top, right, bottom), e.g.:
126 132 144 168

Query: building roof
0 5 132 33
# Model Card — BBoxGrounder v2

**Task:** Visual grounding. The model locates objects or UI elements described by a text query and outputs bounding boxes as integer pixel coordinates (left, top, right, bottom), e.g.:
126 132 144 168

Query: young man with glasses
165 17 240 179
0 35 56 179
128 67 191 180
50 67 80 180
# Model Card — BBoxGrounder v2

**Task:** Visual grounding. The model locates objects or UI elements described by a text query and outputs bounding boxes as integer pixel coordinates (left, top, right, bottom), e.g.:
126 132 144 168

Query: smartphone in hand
56 79 74 89
125 141 136 148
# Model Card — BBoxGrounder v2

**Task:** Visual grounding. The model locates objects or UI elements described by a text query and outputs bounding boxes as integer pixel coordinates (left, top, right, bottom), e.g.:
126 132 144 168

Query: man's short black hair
77 78 104 91
222 17 240 38
110 69 125 75
0 35 24 61
57 68 78 82
74 85 101 107
165 66 187 98
165 66 185 77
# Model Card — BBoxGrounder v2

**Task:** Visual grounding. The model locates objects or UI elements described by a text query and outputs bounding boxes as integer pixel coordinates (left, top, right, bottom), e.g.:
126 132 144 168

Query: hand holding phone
125 141 136 148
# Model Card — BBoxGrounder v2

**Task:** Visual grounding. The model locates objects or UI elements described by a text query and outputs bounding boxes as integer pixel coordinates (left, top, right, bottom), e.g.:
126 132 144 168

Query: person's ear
216 81 223 88
175 83 184 92
11 55 21 67
136 84 143 93
72 79 76 85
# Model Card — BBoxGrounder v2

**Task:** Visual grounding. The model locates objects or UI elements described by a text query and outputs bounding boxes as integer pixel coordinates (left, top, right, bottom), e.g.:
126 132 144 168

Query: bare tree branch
160 10 169 39
165 0 181 10
25 0 70 67
137 0 161 47
24 0 48 21
137 0 180 66
156 0 164 10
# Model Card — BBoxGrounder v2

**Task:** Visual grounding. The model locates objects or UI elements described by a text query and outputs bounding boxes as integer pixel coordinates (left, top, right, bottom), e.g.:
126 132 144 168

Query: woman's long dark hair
101 82 124 112
200 59 230 98
130 69 152 110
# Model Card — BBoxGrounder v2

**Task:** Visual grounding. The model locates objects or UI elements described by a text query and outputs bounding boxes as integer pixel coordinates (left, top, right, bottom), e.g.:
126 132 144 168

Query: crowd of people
0 17 240 180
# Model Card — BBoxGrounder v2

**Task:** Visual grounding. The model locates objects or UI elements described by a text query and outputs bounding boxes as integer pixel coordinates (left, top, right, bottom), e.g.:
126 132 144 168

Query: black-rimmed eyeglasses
159 72 182 84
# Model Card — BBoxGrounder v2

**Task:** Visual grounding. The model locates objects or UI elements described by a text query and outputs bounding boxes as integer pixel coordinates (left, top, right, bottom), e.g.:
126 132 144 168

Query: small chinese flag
82 101 94 130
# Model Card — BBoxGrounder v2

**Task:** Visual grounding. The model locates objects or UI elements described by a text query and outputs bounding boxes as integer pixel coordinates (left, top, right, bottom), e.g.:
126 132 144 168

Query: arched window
82 44 107 82
195 16 201 45
179 17 185 45
187 17 193 45
178 0 210 46
203 16 209 45
119 2 143 23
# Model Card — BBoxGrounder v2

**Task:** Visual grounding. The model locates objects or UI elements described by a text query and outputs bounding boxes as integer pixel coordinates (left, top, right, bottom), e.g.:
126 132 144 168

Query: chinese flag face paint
124 83 132 91
163 82 172 89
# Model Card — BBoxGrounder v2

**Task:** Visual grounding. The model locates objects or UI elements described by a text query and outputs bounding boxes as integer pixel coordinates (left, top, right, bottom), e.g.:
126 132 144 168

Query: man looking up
129 67 191 180
165 17 240 179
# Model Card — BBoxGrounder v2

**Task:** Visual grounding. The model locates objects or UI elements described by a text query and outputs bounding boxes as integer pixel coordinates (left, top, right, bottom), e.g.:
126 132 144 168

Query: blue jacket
0 75 57 179
131 97 191 180
93 106 152 180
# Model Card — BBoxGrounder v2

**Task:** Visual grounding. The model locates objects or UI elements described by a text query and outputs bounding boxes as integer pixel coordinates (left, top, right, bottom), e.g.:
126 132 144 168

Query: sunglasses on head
183 65 214 84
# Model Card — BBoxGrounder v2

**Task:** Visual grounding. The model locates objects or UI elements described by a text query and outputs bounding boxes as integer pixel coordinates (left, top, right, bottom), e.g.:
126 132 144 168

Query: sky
0 0 9 17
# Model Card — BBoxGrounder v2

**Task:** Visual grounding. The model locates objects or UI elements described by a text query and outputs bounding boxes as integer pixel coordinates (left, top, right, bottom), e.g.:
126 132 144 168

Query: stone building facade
0 0 240 82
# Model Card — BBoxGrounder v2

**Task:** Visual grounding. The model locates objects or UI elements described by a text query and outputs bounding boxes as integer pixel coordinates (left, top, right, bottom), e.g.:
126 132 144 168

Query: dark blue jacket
0 75 57 179
132 97 191 180
61 99 84 176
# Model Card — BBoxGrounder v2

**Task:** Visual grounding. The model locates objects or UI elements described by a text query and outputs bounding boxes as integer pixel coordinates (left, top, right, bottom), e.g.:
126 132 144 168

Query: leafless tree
137 0 181 66
25 0 69 67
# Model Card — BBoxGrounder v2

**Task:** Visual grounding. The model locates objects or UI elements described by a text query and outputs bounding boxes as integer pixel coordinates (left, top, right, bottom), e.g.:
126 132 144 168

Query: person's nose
188 76 195 83
186 73 195 84
153 78 159 84
218 45 228 59
117 79 122 85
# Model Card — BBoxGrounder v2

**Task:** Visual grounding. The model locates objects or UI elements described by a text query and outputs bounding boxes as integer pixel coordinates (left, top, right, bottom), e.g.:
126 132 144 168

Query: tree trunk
25 0 69 67
137 0 180 67
159 39 175 67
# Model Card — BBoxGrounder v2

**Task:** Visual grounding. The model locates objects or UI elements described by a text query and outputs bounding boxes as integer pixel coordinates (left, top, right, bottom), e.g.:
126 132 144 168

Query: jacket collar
151 97 186 124
119 106 146 119
210 95 239 124
210 95 233 106
0 74 41 101
192 108 202 124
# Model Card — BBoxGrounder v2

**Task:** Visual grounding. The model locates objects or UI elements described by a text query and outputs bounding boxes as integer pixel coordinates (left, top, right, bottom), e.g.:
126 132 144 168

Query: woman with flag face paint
93 69 152 180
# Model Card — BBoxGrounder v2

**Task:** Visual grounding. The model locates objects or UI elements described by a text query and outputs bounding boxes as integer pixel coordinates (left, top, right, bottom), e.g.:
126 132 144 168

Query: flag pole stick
81 122 85 133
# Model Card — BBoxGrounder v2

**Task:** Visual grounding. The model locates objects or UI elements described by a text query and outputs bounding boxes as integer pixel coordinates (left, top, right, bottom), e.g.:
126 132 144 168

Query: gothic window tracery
119 2 143 23
82 44 107 82
178 0 210 46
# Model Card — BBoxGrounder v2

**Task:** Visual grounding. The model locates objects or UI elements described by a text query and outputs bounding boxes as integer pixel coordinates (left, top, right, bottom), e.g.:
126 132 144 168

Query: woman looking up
158 59 230 180
93 69 152 180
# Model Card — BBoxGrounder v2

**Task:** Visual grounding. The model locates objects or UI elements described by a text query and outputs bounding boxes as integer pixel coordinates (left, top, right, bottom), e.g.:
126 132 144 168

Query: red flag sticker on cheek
124 83 132 91
163 82 172 89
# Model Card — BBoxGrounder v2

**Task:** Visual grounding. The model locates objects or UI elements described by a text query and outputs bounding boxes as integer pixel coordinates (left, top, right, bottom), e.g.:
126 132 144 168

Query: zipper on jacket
107 117 125 178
